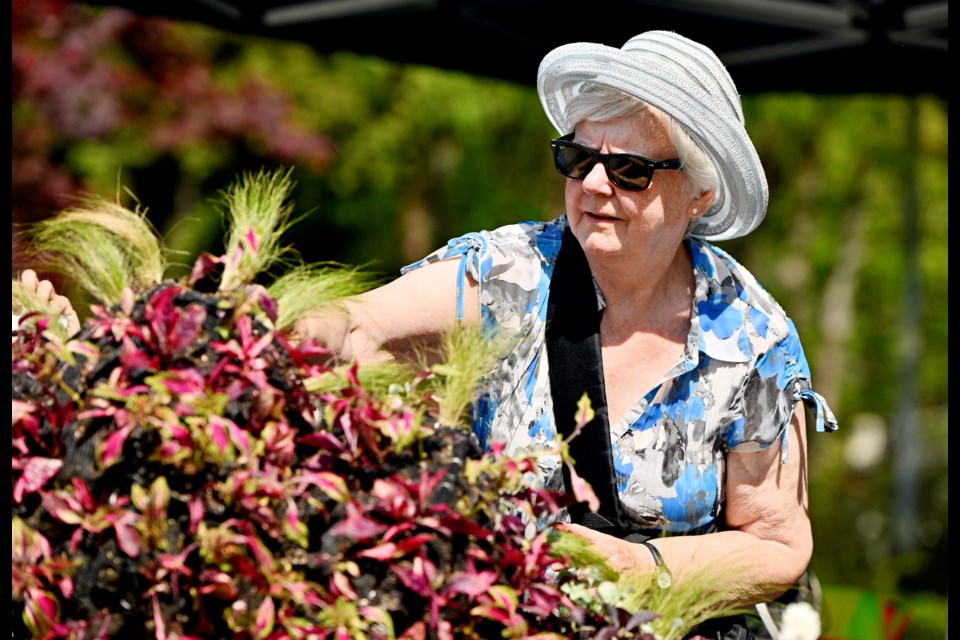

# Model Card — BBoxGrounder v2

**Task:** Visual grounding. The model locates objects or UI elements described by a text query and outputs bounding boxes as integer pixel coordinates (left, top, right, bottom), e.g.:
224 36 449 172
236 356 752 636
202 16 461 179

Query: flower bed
12 169 730 639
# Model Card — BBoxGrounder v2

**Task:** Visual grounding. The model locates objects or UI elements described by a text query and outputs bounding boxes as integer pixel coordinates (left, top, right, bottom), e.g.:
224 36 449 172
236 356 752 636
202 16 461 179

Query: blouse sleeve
400 222 559 450
400 221 559 332
723 319 839 463
400 232 490 323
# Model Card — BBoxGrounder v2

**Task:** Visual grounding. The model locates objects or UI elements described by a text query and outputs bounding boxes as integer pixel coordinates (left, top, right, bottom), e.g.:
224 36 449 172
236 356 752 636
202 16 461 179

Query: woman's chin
578 233 625 258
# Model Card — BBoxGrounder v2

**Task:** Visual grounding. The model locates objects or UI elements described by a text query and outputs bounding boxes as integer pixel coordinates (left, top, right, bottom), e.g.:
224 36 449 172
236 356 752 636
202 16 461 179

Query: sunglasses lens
554 144 596 178
607 155 651 190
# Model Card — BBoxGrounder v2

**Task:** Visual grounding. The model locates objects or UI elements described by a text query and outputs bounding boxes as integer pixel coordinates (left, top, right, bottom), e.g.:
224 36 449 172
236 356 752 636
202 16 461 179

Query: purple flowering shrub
12 266 661 638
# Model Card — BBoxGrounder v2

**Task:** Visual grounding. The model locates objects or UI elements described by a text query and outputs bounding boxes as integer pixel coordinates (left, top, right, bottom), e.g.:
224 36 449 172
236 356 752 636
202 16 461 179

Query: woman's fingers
51 294 81 334
21 269 53 301
36 279 54 301
49 293 72 315
18 269 81 335
554 521 603 543
20 269 39 290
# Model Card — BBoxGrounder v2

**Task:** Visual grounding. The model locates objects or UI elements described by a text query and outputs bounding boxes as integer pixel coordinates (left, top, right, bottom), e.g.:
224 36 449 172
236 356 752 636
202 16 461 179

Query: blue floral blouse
402 214 837 534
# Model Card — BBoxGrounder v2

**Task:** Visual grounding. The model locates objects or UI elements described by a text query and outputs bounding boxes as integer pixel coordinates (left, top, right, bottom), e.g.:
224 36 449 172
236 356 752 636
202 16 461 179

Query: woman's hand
18 269 81 335
552 521 658 575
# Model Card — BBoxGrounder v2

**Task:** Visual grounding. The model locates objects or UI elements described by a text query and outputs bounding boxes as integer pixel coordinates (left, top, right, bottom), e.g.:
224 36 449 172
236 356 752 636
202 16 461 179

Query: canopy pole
892 97 922 555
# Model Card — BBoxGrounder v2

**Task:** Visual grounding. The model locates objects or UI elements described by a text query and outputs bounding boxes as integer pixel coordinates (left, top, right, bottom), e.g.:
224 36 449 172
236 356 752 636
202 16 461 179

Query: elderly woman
297 30 839 637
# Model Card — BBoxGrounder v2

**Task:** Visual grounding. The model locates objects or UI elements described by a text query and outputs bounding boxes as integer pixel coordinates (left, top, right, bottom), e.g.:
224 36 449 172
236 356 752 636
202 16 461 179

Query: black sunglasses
550 133 683 191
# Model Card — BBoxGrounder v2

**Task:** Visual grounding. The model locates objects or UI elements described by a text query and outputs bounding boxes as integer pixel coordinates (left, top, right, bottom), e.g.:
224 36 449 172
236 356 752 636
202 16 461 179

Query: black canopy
86 0 947 96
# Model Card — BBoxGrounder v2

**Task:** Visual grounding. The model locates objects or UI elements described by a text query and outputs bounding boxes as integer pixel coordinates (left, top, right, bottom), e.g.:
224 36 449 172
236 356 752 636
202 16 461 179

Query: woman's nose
581 161 614 194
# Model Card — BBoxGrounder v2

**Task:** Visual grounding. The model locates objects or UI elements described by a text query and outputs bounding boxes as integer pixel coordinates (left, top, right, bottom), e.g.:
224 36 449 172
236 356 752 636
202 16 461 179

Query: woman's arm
717 402 812 599
293 257 479 366
558 403 811 607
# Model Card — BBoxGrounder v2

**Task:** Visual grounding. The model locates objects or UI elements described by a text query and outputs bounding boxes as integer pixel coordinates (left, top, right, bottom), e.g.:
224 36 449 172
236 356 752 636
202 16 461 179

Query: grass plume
424 324 505 429
217 167 302 291
25 199 166 308
549 528 754 639
622 565 752 640
267 262 385 332
304 361 418 398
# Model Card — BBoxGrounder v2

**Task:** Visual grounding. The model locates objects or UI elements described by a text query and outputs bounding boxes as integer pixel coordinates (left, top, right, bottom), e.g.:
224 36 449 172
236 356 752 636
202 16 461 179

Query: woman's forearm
292 259 475 367
643 528 811 605
559 521 809 608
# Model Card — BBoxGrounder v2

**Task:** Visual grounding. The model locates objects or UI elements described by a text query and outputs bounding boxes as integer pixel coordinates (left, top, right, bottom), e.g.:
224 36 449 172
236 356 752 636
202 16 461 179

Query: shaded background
64 0 951 96
11 1 948 637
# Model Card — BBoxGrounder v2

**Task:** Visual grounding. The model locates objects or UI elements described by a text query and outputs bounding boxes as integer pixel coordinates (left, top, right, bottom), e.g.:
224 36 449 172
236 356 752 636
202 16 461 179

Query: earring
692 208 699 215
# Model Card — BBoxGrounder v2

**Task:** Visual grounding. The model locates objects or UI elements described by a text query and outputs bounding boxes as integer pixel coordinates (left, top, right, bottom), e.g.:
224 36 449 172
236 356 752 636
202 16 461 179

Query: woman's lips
585 211 619 221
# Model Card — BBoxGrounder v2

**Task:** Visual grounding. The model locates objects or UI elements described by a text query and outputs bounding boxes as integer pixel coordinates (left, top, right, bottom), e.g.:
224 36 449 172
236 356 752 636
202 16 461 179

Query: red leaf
328 501 388 541
189 252 224 286
257 290 278 324
198 569 238 599
188 494 204 535
296 430 346 454
120 335 156 371
159 369 206 395
97 424 134 469
293 470 349 503
443 569 498 598
168 303 207 353
113 520 141 557
395 533 437 554
71 477 96 511
12 399 40 443
254 596 275 640
565 463 600 514
13 457 62 503
40 492 84 525
24 588 60 637
355 542 399 561
469 605 511 626
207 416 231 458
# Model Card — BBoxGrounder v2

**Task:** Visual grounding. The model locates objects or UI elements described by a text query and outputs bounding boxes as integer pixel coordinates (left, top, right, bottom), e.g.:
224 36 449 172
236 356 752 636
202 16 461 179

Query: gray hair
563 83 719 232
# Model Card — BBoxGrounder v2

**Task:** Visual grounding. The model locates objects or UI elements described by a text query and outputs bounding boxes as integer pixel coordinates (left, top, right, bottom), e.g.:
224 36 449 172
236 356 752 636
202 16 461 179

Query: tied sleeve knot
796 388 839 434
775 388 838 464
401 232 487 323
447 234 485 322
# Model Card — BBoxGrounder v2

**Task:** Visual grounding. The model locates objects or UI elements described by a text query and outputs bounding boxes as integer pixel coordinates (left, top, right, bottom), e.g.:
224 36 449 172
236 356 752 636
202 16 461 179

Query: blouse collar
674 238 760 376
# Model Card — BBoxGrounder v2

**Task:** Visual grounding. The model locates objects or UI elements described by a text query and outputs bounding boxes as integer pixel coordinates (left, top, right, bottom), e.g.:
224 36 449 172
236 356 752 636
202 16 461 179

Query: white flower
779 601 822 640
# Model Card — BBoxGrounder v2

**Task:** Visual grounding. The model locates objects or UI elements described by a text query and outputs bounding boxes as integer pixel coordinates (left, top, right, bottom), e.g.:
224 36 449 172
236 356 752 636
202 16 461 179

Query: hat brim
537 38 768 241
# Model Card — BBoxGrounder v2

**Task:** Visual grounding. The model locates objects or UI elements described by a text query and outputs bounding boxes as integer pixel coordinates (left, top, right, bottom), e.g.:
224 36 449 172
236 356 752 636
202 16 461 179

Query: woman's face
564 112 703 262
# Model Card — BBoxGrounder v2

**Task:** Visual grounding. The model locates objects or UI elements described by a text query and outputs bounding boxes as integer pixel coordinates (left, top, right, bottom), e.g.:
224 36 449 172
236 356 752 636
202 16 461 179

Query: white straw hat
537 30 768 240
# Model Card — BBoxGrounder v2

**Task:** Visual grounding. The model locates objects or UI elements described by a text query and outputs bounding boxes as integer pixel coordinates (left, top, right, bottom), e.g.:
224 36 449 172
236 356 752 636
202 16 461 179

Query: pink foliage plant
12 207 663 638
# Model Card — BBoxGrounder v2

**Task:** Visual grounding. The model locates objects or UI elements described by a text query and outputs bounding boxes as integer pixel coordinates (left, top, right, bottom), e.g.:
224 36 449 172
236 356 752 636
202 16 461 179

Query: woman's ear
689 189 717 219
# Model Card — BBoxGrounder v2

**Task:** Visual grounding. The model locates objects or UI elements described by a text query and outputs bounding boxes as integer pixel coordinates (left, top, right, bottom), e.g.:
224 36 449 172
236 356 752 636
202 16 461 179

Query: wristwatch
641 540 672 589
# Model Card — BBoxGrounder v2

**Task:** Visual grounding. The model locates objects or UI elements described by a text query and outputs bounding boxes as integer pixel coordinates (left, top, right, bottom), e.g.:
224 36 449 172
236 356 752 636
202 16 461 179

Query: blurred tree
230 38 562 272
12 0 562 282
12 0 335 284
731 93 948 619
